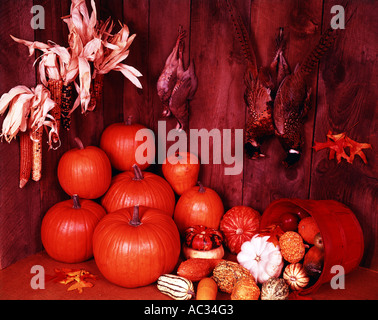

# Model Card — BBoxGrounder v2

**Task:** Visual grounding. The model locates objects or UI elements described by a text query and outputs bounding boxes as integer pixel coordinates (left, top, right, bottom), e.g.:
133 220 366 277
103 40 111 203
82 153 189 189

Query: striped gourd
157 274 195 300
283 263 310 291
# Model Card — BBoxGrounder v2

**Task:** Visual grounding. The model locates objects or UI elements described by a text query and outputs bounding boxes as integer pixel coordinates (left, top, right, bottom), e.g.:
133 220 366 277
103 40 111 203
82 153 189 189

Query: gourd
196 277 218 300
41 195 106 263
298 217 320 244
101 164 175 215
283 263 310 291
231 277 260 300
157 274 195 300
237 235 284 284
220 205 261 254
261 277 289 300
303 245 324 278
99 118 155 171
173 182 224 234
93 205 180 288
162 151 200 195
212 260 252 293
57 138 112 199
279 231 306 263
177 258 223 282
182 225 224 259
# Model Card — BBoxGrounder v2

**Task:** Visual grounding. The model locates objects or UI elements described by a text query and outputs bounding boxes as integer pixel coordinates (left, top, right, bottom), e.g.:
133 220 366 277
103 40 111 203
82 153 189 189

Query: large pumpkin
220 206 261 254
162 151 200 195
57 138 112 199
99 117 155 171
93 205 181 288
101 165 175 215
41 195 106 263
173 182 224 234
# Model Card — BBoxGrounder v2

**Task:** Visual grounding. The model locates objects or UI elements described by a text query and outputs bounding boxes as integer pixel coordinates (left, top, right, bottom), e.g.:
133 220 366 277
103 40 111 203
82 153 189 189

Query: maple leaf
46 268 97 293
256 224 284 247
313 130 372 164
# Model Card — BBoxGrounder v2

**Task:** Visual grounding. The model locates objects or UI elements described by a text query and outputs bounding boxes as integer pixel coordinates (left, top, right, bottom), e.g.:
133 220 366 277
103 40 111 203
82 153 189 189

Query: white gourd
237 235 284 284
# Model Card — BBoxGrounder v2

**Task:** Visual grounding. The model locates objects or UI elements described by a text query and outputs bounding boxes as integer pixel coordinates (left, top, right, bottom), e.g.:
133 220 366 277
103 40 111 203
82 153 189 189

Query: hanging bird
226 0 289 158
157 26 186 117
157 26 197 131
273 26 339 166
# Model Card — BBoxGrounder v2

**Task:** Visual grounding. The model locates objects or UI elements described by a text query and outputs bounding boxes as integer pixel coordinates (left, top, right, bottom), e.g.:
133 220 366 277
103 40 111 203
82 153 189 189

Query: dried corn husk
0 84 59 185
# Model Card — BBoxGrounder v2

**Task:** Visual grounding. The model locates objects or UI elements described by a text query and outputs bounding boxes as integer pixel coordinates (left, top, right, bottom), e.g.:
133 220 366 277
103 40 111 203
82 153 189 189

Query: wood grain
310 0 378 268
0 0 41 269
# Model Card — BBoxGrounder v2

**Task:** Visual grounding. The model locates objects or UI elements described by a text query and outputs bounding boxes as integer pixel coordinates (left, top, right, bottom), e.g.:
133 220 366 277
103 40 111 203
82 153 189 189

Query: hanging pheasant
157 26 198 131
273 26 339 166
226 0 290 159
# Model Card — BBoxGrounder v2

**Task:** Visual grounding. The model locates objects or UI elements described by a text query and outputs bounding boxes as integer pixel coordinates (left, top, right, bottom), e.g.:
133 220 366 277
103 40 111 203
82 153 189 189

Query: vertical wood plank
122 0 149 127
242 0 323 212
0 0 40 269
189 0 249 209
310 0 378 269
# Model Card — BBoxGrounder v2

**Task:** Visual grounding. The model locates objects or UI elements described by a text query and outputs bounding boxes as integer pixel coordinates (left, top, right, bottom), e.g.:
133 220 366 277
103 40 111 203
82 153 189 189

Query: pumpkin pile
41 119 324 298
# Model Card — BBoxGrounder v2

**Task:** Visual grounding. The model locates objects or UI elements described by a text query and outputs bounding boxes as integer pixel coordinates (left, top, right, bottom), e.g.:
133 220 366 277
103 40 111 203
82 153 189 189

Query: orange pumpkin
99 117 155 171
173 182 224 234
220 206 261 254
101 164 175 215
162 151 200 195
57 138 112 199
41 195 106 263
93 206 180 288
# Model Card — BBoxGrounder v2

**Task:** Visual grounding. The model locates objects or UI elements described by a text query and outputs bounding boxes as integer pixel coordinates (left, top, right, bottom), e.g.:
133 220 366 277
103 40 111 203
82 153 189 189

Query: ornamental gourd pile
41 119 325 298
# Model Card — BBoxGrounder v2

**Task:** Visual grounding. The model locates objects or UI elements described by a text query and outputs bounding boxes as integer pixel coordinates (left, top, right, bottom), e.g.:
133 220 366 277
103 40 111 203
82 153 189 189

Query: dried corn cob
19 131 32 188
31 127 43 182
61 83 73 130
48 79 63 142
88 74 104 111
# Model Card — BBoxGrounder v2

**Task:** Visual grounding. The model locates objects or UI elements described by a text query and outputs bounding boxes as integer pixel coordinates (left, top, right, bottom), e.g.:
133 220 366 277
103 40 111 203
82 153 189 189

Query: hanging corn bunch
0 84 58 187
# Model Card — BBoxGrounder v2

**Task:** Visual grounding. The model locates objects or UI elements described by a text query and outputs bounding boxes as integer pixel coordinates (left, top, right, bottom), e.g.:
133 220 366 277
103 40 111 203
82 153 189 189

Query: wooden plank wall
0 0 376 270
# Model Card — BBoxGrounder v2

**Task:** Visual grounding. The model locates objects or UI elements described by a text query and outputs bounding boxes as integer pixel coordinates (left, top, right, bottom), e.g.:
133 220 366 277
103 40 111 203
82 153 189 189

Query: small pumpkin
182 243 225 260
231 277 260 300
220 205 261 254
283 263 310 291
101 164 175 215
303 245 324 278
162 151 200 195
173 182 224 234
99 117 155 171
212 260 252 293
279 231 306 263
157 274 195 300
93 205 180 288
41 195 106 263
237 235 284 284
184 225 223 251
261 277 289 300
57 138 112 199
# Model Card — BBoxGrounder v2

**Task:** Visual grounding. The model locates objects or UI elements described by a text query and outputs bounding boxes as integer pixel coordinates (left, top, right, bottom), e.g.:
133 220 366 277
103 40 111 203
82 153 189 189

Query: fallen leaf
313 130 372 164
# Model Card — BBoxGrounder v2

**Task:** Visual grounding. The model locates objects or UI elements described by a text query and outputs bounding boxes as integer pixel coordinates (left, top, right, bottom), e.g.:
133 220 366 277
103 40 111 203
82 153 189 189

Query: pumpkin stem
198 181 206 193
72 194 81 209
74 137 84 150
132 164 144 180
125 115 133 126
129 205 142 227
